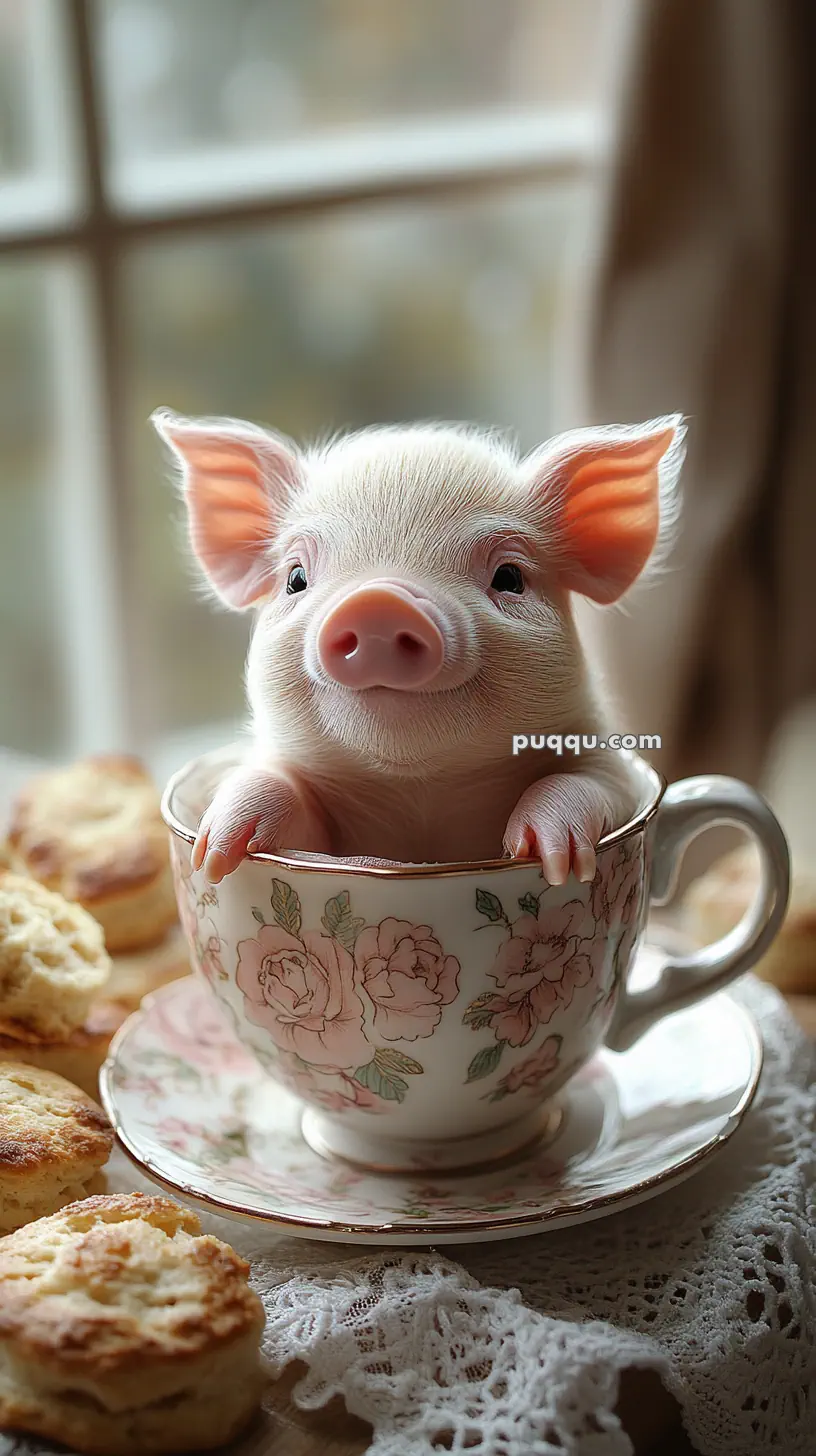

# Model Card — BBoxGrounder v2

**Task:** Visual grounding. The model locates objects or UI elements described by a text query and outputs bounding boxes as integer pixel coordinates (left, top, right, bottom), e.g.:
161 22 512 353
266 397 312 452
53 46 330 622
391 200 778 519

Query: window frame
0 0 611 764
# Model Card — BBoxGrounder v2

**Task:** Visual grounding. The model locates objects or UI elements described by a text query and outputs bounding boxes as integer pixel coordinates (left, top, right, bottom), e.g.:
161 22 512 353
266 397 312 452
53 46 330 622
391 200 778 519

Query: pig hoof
573 845 597 883
189 766 336 882
195 812 287 883
512 835 596 886
504 773 615 885
193 823 253 883
190 768 299 882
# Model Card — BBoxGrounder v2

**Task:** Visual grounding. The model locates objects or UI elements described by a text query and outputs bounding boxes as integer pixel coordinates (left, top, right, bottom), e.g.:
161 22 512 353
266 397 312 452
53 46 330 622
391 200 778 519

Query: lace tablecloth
2 975 814 1456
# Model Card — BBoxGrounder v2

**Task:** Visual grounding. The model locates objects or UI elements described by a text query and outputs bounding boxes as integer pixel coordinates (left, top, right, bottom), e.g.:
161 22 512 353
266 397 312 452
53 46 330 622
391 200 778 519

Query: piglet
152 411 685 884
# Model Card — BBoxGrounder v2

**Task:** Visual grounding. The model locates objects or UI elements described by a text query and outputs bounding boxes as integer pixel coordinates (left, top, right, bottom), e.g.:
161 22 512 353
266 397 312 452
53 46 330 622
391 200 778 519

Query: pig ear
522 415 686 604
151 409 302 610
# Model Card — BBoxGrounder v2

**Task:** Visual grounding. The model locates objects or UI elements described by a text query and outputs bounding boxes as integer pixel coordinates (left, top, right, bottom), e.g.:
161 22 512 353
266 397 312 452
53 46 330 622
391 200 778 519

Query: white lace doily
2 975 813 1456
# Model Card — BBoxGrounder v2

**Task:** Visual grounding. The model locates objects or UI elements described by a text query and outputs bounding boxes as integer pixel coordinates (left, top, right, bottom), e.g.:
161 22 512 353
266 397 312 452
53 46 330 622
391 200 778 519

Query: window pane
0 1 30 175
0 262 71 757
98 0 624 164
124 183 591 747
0 1 81 226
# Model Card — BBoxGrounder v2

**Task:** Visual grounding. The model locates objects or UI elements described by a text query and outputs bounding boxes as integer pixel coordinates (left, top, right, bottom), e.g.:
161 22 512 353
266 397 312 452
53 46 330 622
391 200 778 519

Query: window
0 0 629 783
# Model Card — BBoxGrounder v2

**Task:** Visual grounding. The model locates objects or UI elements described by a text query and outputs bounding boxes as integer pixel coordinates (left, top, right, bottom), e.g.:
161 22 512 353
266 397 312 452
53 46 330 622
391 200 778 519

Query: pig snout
315 582 445 690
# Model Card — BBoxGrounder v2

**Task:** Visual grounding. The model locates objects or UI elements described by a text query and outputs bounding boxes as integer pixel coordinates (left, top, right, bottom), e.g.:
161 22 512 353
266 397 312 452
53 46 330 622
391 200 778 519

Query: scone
682 844 816 993
0 1062 113 1233
0 1000 129 1099
0 1192 267 1455
0 874 111 1039
7 755 178 953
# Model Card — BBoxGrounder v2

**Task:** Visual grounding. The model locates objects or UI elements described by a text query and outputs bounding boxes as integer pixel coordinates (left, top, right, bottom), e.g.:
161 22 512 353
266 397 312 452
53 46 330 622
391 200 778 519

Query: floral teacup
162 748 789 1173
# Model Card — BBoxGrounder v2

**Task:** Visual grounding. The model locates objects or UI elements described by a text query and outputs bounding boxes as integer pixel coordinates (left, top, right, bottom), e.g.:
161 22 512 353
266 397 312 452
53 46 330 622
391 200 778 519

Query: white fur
156 413 685 867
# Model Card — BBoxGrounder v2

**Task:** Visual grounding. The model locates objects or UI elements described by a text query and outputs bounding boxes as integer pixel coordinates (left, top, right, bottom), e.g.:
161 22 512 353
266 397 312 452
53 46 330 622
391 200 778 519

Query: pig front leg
191 766 332 883
504 772 624 886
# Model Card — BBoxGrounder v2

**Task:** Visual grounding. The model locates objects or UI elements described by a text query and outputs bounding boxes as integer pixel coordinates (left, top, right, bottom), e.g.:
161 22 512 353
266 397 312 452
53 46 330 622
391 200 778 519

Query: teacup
162 747 789 1173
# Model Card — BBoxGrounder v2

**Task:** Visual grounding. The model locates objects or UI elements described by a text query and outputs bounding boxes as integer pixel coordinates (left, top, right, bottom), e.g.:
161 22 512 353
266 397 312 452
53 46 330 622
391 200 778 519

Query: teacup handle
605 775 790 1053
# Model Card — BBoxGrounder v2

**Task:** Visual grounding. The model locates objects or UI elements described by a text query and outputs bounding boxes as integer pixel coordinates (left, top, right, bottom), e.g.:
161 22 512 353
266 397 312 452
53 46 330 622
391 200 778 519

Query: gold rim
160 750 667 878
99 990 763 1241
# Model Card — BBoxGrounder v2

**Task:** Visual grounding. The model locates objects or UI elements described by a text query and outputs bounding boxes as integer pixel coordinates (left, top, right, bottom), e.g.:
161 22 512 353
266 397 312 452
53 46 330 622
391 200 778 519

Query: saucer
100 945 763 1246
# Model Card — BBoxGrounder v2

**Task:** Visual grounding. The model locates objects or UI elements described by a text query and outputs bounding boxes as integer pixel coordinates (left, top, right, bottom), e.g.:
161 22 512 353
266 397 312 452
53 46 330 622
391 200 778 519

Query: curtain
572 0 816 790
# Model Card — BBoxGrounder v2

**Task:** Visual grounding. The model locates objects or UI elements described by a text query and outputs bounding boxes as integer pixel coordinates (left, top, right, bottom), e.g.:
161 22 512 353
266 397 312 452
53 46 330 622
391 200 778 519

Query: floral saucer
100 943 762 1247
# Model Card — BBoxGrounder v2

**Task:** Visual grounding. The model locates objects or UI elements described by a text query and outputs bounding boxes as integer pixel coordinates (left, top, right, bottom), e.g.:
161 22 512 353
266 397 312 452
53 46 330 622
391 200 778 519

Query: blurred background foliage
97 0 610 156
0 0 618 763
128 191 590 734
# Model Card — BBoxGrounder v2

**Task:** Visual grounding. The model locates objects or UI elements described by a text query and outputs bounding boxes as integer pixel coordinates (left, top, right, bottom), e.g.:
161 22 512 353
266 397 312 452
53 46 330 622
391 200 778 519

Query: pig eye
286 565 308 594
490 563 525 594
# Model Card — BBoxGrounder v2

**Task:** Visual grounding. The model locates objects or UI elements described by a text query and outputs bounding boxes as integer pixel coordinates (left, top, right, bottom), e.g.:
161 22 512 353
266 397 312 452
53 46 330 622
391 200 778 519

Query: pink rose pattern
488 1034 563 1102
172 835 644 1115
236 923 370 1070
170 840 228 989
151 973 257 1077
354 918 460 1041
271 1053 385 1115
463 838 646 1099
480 896 601 1047
232 880 461 1113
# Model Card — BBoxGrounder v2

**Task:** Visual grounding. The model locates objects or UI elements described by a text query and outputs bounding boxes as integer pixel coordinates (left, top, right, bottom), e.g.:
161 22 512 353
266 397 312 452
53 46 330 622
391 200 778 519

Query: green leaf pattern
270 878 302 936
462 841 645 1101
320 890 366 952
354 1059 409 1103
466 1041 506 1082
518 892 540 915
475 888 508 923
228 836 641 1113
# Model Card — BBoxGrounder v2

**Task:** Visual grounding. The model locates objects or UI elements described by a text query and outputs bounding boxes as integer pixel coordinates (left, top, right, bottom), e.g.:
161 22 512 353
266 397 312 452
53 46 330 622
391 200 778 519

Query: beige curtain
574 0 816 788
